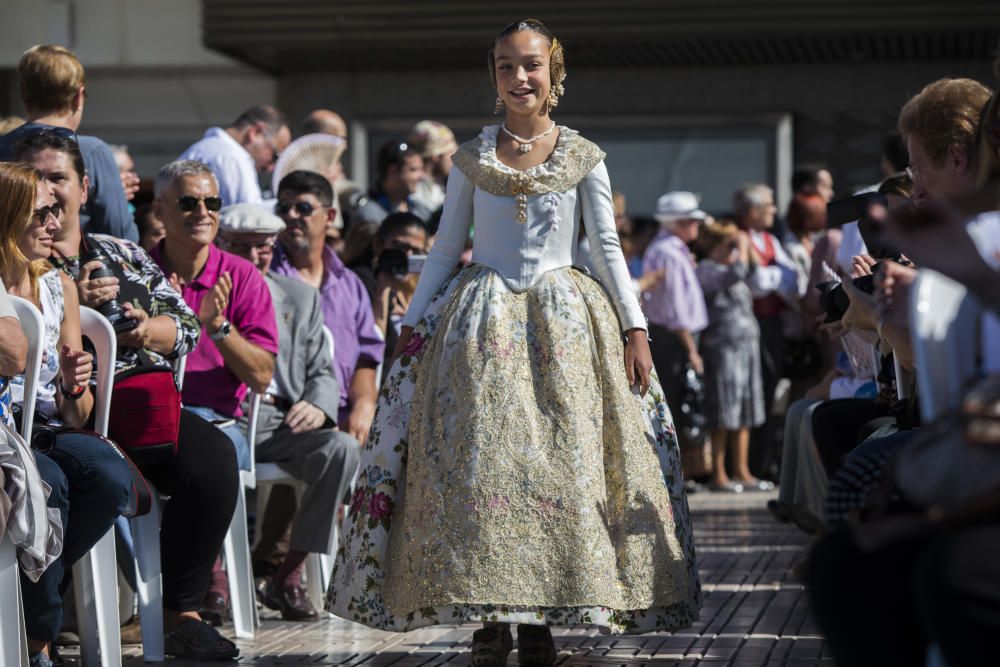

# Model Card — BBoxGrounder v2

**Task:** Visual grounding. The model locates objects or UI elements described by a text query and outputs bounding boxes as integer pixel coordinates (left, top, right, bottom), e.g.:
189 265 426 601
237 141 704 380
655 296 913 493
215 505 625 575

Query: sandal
164 618 239 660
517 624 557 666
470 623 513 667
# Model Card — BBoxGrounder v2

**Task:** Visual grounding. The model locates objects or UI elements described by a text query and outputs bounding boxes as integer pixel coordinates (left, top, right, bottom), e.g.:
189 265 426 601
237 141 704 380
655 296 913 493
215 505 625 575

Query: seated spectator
218 203 360 621
696 223 768 492
134 202 165 251
352 140 433 225
0 162 132 667
180 106 291 206
0 45 137 242
150 159 278 624
407 120 458 213
14 131 242 659
806 76 995 667
272 170 384 445
148 159 277 461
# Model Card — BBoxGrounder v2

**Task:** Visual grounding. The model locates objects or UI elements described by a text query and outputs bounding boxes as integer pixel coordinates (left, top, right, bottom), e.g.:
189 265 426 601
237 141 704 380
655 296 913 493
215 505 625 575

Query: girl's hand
624 328 653 397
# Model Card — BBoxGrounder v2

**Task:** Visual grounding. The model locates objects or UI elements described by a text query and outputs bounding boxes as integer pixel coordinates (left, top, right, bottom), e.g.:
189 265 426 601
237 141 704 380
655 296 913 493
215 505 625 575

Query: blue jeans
184 405 251 471
22 431 133 642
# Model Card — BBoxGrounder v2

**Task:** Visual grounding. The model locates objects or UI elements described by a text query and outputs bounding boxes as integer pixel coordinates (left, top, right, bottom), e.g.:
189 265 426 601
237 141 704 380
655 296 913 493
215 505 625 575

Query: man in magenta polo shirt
150 159 278 471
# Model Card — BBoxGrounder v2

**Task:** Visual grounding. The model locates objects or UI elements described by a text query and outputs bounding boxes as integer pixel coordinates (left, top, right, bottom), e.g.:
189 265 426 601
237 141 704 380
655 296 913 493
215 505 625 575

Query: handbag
107 350 182 465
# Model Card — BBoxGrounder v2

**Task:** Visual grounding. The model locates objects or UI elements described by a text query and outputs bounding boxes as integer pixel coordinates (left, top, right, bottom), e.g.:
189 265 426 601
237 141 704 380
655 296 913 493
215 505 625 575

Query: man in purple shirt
271 170 384 445
150 159 278 470
641 191 709 419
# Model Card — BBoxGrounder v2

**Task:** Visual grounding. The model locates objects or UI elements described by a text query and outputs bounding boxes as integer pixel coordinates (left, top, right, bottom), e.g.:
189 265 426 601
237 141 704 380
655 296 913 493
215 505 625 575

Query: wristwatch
210 319 232 341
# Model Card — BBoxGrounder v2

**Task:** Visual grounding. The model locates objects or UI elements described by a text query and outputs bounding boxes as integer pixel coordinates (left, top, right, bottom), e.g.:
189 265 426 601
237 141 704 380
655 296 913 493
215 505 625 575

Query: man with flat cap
217 203 360 621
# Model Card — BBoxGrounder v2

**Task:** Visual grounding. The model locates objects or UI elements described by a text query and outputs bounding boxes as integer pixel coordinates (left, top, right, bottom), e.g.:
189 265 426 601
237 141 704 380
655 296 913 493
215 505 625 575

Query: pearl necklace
502 122 556 153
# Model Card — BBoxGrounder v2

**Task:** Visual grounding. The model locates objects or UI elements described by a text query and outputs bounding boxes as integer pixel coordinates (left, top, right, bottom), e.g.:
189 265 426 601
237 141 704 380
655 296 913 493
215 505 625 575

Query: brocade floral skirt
325 265 701 633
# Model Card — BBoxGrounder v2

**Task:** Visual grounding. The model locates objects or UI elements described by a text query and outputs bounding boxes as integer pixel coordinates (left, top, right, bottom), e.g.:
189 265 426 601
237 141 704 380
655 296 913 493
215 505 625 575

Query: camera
827 192 908 263
80 247 138 334
375 248 426 278
815 274 877 323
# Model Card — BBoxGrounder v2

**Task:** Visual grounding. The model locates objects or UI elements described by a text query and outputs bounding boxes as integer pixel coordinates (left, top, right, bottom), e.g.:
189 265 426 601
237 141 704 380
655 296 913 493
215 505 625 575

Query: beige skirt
326 265 701 633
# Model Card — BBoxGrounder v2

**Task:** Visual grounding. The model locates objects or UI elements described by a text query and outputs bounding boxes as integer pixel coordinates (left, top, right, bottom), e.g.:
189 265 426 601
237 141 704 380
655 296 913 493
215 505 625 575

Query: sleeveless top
10 270 64 421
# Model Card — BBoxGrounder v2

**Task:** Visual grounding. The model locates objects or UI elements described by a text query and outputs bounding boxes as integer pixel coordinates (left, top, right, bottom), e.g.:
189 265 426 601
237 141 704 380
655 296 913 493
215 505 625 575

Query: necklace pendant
518 142 533 153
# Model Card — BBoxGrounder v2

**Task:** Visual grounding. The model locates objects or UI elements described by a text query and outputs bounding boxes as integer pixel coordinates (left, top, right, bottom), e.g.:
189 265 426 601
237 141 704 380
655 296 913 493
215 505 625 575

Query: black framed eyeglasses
275 199 323 217
177 195 223 212
33 203 63 225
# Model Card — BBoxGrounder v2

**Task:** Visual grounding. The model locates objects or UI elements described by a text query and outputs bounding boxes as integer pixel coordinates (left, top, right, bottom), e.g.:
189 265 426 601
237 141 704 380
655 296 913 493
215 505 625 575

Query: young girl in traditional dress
327 19 701 666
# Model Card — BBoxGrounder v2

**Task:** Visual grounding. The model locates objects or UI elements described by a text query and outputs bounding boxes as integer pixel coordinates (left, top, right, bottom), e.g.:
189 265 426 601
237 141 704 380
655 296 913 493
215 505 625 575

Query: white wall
1 0 276 176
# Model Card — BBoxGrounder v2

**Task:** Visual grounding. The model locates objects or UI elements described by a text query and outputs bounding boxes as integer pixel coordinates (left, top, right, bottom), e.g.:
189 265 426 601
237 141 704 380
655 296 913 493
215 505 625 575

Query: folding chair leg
1 538 28 667
131 501 164 662
223 485 258 639
73 528 122 667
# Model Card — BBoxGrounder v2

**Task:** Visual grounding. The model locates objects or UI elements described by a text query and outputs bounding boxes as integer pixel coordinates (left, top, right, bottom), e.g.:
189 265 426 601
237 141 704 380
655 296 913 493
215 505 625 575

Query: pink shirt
151 242 278 417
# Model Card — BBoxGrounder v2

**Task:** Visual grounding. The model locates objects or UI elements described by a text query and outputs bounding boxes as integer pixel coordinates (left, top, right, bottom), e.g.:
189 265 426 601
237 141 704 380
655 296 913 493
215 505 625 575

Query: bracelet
59 383 86 400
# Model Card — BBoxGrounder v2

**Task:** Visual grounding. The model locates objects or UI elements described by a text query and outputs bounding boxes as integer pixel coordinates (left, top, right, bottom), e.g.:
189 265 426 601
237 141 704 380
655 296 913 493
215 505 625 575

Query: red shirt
150 242 278 417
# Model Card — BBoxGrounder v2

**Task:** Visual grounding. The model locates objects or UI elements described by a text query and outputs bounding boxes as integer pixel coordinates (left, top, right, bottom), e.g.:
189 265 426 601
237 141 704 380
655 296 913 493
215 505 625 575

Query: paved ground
101 490 827 666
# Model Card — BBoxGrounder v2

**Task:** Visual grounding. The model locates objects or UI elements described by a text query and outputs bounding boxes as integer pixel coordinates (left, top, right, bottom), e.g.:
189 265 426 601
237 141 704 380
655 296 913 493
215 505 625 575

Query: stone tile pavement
99 490 826 666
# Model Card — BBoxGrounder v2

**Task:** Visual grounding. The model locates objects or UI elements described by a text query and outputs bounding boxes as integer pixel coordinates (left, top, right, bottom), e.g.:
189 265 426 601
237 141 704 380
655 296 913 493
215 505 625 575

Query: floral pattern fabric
49 234 200 375
326 264 700 634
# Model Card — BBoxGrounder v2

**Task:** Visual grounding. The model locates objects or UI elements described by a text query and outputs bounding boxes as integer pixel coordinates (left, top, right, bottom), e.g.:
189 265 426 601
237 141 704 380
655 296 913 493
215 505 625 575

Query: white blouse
401 125 646 333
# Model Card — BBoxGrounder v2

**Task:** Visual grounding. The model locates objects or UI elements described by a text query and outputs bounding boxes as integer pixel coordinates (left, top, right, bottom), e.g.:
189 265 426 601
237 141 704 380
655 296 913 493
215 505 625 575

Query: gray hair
154 159 217 198
732 183 773 219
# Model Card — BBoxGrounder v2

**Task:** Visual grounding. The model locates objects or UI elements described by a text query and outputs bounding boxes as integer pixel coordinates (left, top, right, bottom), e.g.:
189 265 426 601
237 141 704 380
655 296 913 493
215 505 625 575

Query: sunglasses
33 203 63 225
275 199 324 217
177 195 223 212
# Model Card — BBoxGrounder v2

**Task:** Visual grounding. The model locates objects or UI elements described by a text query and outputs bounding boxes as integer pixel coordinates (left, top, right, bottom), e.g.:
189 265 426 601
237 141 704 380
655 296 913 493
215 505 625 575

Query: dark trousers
749 315 784 477
22 431 132 642
137 408 239 612
648 324 690 423
808 522 1000 666
810 398 890 476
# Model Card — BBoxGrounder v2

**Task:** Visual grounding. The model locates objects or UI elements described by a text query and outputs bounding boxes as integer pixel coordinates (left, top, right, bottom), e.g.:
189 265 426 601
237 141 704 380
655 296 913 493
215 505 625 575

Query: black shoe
262 578 319 622
517 624 557 666
471 623 513 667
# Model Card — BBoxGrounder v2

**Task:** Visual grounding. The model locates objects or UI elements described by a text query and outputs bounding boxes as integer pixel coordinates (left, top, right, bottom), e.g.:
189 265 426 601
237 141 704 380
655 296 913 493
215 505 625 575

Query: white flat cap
219 203 286 234
654 191 707 223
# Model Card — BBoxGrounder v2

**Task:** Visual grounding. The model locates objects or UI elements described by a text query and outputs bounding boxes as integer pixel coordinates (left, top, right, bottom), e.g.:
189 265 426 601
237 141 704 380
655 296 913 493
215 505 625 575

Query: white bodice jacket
401 125 647 333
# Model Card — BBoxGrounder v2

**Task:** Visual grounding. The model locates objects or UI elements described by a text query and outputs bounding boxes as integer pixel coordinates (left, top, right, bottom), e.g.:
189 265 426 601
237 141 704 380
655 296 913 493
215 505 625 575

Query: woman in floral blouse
13 129 241 661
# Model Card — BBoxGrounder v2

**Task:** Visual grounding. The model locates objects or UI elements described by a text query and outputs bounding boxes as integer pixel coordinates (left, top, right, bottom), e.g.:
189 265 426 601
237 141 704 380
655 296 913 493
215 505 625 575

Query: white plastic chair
223 390 260 638
2 296 45 667
908 269 981 421
74 306 122 667
2 300 122 667
253 334 338 610
128 356 189 662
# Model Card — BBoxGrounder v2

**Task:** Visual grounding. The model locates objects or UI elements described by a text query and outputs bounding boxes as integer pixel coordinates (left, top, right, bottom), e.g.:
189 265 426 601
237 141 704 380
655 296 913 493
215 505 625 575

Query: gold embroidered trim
452 129 606 199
